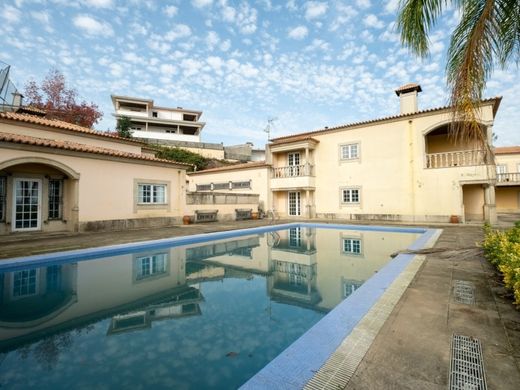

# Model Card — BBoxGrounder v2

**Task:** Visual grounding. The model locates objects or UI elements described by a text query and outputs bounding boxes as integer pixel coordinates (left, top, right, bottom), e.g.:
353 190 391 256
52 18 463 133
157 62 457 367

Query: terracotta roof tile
0 132 192 168
271 136 319 145
0 111 145 145
495 146 520 155
395 83 422 95
270 97 502 143
188 161 268 175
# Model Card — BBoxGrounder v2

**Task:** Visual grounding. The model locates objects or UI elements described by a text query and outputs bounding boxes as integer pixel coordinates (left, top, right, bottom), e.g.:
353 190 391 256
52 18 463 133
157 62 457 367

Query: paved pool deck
1 220 519 389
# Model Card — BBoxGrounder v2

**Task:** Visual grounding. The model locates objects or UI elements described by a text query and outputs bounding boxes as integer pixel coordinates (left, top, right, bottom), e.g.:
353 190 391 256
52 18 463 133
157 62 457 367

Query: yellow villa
0 111 190 234
189 84 502 224
495 146 520 213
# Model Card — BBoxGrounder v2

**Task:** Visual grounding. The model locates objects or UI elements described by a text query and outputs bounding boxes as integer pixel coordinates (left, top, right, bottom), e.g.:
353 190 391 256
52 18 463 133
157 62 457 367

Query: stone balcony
270 163 315 190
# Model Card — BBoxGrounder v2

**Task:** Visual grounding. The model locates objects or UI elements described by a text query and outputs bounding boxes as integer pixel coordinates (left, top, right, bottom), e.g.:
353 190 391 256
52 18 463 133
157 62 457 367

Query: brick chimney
395 83 422 114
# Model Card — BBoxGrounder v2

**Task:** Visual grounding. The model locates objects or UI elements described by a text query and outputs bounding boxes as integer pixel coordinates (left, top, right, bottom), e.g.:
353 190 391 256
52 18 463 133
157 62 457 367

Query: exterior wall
495 153 520 172
0 147 186 234
188 166 269 211
0 121 142 154
180 145 224 159
131 130 201 143
496 186 520 211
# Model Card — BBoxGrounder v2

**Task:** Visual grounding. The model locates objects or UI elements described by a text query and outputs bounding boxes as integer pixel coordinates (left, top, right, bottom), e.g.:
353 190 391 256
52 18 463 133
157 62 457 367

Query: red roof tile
0 111 145 145
495 146 520 155
0 132 192 168
270 97 502 143
188 161 268 175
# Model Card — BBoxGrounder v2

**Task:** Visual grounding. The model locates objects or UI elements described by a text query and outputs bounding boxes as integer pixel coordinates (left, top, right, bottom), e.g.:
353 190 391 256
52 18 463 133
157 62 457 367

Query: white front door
12 178 42 231
288 191 301 216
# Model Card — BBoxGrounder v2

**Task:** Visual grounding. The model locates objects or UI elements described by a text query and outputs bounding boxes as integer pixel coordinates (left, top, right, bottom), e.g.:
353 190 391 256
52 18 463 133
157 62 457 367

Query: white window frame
288 191 301 216
12 178 42 232
135 253 168 281
340 187 361 205
339 143 360 161
496 164 507 174
10 269 40 299
137 183 167 205
342 238 362 255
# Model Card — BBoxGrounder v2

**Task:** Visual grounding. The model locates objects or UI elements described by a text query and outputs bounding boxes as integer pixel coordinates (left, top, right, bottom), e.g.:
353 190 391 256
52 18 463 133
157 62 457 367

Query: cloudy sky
1 0 519 147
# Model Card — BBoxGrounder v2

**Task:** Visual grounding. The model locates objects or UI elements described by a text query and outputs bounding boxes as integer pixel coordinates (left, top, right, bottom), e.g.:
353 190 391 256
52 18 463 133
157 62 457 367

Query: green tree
116 116 132 138
397 0 520 155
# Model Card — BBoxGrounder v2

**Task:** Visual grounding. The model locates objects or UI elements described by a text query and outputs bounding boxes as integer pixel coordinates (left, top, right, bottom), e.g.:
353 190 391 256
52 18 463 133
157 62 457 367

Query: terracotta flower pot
183 215 192 225
449 215 459 224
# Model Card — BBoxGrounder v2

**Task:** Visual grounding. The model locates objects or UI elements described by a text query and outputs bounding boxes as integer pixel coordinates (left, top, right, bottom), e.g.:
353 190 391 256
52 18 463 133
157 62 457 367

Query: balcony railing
425 150 486 169
497 172 520 184
272 164 314 178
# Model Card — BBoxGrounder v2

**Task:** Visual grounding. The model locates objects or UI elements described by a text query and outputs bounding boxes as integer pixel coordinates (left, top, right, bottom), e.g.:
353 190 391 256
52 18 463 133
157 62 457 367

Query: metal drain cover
453 280 475 305
449 334 487 390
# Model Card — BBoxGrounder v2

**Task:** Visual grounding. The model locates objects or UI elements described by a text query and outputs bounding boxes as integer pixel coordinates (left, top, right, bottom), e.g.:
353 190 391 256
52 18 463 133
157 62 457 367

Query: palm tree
397 0 520 158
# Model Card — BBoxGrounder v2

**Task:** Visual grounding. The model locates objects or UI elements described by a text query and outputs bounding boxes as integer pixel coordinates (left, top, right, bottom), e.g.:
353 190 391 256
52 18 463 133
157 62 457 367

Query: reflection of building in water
267 227 322 309
107 286 203 335
0 248 187 348
0 264 78 328
185 235 270 274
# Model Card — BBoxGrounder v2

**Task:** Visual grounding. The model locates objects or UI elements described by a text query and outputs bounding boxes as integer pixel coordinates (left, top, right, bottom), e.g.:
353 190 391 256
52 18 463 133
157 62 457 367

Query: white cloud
159 63 177 76
192 0 213 8
82 0 113 8
384 0 400 14
305 1 328 20
329 3 357 31
2 5 21 24
221 4 236 22
164 5 178 17
288 25 308 40
235 3 258 34
73 15 114 36
206 31 219 49
363 14 384 29
164 24 191 41
180 58 203 77
220 39 231 51
356 0 371 9
122 52 141 63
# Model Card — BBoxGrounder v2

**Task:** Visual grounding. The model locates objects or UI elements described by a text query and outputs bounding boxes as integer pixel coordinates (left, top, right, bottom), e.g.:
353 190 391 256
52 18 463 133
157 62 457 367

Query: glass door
288 152 300 177
12 178 42 231
288 191 301 216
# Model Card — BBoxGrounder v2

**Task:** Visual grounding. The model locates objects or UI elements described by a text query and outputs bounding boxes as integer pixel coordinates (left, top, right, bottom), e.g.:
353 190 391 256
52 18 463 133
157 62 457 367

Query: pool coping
0 222 441 389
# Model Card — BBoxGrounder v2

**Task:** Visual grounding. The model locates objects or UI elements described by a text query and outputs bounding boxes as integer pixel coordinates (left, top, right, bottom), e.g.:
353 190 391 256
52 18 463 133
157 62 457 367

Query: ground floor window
12 269 38 298
138 184 166 204
342 238 362 254
135 253 168 280
341 188 360 204
0 176 6 222
48 179 63 220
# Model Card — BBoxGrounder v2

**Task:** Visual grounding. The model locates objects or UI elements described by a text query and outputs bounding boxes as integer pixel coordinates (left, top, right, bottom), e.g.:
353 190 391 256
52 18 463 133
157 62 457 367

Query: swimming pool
0 223 437 389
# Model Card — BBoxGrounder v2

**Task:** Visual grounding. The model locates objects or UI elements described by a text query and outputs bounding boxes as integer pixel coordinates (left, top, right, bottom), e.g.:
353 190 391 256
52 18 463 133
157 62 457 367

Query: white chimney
395 83 422 115
12 91 23 109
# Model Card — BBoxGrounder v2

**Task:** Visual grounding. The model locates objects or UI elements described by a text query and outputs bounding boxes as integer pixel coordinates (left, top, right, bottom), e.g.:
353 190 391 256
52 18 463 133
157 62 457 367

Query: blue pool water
0 224 424 389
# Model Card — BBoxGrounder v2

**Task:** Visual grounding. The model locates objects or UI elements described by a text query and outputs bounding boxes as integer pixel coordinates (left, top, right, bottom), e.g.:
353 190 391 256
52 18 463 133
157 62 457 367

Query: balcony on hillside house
424 123 490 169
269 138 318 191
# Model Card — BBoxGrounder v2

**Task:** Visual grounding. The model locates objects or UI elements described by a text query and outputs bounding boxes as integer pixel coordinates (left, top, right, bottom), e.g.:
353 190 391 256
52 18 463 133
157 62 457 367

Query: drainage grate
453 280 475 305
449 334 487 390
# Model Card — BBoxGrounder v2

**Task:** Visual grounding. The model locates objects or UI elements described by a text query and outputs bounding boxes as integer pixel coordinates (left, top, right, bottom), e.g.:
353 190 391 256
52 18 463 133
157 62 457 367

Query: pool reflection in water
0 227 420 389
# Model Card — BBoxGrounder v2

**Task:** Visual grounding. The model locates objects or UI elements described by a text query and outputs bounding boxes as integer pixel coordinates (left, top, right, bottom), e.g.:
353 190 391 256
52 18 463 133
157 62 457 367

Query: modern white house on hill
111 95 205 143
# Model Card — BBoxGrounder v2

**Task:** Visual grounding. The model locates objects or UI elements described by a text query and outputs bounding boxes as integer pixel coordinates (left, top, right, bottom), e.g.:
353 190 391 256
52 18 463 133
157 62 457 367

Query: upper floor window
0 176 6 222
48 179 63 220
152 111 158 118
341 188 360 204
340 143 359 160
496 164 507 174
138 184 166 204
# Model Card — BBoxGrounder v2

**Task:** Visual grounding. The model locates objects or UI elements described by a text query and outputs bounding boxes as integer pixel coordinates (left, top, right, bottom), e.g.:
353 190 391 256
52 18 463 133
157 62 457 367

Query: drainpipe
408 119 416 221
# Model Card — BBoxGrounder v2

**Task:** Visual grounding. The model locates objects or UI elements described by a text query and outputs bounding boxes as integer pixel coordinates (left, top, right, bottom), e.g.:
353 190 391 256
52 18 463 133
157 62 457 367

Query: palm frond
446 0 500 160
496 0 520 65
397 0 451 56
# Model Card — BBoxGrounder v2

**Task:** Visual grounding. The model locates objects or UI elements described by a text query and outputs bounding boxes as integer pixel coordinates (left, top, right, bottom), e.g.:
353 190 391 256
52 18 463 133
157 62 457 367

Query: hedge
482 222 520 305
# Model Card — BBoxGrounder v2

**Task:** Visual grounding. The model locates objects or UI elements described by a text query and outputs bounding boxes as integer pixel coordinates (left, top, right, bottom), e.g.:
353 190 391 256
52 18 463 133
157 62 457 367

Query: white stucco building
112 95 206 143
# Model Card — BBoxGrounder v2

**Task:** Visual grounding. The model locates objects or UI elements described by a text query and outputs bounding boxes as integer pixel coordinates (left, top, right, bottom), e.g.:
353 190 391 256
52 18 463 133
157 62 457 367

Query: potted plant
183 215 192 225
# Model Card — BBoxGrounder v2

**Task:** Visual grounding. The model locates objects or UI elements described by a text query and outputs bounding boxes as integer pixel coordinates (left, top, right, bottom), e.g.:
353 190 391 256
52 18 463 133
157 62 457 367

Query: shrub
482 222 520 304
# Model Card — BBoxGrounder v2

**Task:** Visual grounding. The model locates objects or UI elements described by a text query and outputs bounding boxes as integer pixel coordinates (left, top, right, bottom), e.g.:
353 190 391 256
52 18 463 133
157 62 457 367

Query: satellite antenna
264 117 277 141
